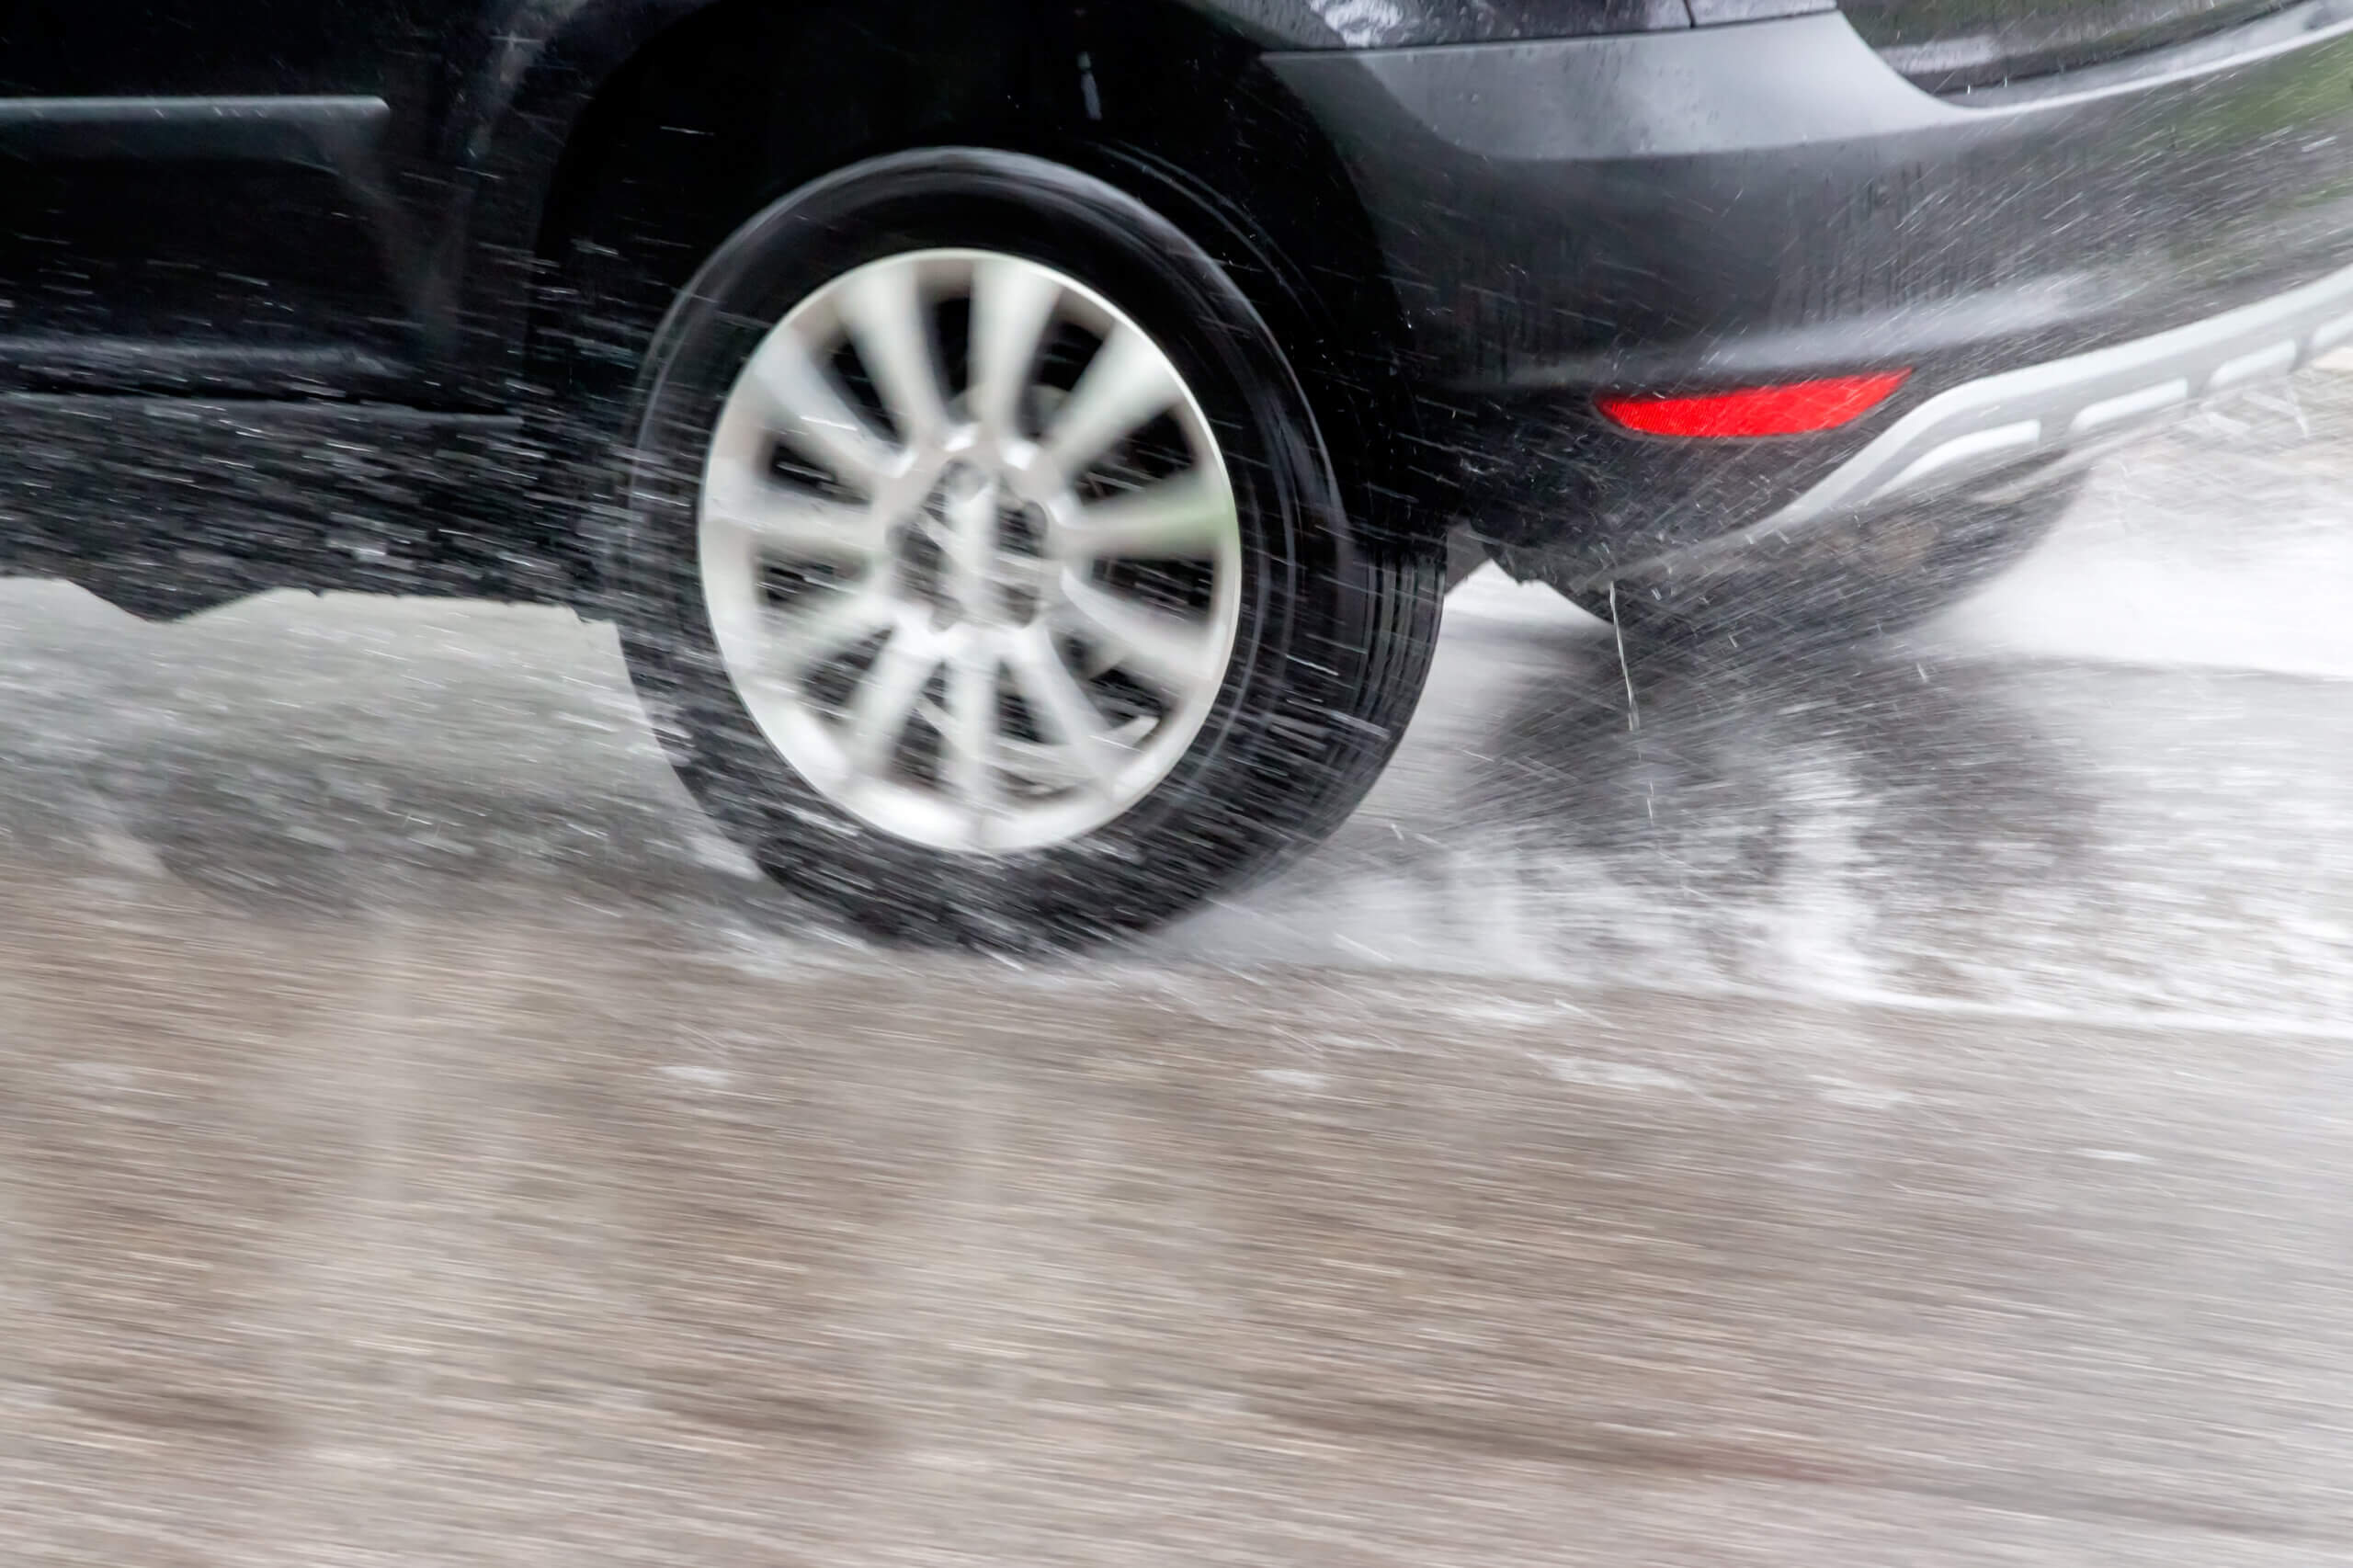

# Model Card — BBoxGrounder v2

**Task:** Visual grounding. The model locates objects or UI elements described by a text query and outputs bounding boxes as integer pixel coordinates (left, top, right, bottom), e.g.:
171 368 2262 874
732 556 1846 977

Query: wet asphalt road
2 368 2352 1564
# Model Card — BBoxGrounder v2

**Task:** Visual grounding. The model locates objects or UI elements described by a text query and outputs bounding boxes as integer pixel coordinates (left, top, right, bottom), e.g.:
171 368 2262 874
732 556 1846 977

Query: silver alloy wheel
697 248 1245 854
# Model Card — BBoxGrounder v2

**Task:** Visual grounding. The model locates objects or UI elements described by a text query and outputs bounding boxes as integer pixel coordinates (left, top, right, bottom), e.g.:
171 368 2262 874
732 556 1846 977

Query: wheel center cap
919 465 1056 630
938 458 993 500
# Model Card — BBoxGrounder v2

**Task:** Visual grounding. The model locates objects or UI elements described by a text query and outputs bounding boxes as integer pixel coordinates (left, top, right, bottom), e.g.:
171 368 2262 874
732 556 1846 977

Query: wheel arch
457 0 1427 559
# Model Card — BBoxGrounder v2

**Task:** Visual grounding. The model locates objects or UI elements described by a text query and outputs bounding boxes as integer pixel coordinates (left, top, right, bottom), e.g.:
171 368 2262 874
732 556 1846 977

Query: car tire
1555 470 2085 646
608 148 1443 947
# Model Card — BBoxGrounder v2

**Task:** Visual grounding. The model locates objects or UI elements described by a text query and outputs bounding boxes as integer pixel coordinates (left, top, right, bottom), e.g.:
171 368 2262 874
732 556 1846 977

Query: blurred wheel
610 149 1443 945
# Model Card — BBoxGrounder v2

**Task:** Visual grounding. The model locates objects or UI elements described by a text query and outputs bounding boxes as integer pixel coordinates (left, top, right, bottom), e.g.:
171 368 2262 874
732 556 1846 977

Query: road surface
1 368 2351 1564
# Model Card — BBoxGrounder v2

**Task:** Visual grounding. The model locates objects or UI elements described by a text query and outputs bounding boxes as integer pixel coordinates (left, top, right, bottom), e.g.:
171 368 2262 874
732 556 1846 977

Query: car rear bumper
1265 2 2353 570
1569 255 2353 586
1747 257 2353 533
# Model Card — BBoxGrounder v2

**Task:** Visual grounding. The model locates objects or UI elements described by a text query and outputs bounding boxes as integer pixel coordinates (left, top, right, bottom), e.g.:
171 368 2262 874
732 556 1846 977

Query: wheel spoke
762 581 897 681
840 261 949 448
705 455 879 561
969 256 1062 439
1040 325 1182 482
1006 626 1121 787
839 624 939 775
743 331 897 496
1057 470 1231 562
1058 571 1221 698
939 475 1002 617
942 642 1002 818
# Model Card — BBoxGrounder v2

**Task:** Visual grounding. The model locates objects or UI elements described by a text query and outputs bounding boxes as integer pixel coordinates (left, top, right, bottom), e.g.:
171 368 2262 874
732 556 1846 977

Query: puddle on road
1150 371 2353 1030
0 372 2348 1036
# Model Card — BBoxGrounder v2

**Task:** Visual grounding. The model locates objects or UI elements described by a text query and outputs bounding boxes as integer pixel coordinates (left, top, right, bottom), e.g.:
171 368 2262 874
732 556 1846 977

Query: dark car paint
1269 2 2353 567
1846 0 2298 91
0 0 760 401
0 0 1871 411
0 0 1272 612
1212 0 1858 43
1184 0 1705 46
0 0 2347 616
0 0 1717 404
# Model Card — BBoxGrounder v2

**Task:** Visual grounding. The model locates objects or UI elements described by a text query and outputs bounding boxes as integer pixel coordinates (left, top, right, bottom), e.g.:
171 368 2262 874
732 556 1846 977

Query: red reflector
1596 371 1911 437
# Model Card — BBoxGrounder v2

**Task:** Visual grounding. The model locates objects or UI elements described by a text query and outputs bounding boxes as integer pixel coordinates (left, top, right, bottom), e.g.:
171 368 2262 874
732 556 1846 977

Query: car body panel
0 3 479 390
0 0 2347 607
1176 0 1706 47
1267 2 2353 568
1844 0 2298 91
0 0 730 399
0 0 1841 408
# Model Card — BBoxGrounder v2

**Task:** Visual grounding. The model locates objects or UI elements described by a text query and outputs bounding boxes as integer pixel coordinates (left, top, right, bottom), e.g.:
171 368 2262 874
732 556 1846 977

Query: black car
2 0 2348 940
